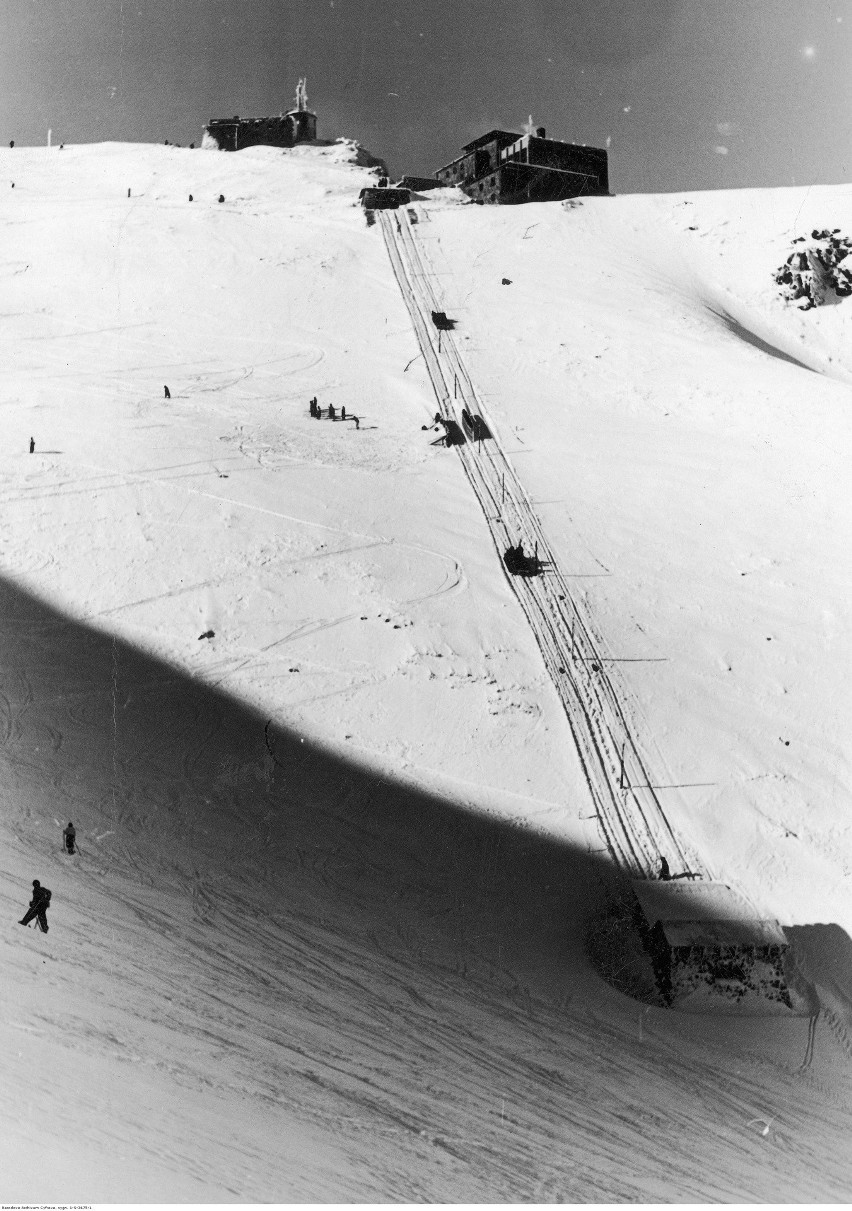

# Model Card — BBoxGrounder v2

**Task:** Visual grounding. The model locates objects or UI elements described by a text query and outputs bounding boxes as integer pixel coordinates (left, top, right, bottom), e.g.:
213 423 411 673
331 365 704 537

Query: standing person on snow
63 822 76 854
19 880 51 932
164 385 171 399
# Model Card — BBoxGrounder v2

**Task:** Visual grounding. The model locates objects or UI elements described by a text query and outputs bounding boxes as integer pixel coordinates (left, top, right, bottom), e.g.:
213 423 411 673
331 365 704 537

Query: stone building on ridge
435 123 609 204
202 78 317 151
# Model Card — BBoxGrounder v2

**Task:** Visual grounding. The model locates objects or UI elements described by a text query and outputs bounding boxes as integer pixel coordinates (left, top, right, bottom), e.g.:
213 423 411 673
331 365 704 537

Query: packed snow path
380 209 706 879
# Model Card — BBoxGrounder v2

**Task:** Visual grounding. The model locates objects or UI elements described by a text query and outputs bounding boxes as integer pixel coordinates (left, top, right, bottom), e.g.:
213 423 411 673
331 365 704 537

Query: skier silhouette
164 385 171 399
29 437 35 454
19 880 51 932
63 822 76 855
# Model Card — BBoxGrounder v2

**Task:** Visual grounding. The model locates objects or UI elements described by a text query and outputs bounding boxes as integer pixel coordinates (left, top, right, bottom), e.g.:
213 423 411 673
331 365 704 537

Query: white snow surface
1 142 850 1201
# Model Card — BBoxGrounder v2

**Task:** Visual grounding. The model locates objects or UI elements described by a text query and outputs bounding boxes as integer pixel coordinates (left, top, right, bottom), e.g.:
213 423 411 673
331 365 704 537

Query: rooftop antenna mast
295 78 308 112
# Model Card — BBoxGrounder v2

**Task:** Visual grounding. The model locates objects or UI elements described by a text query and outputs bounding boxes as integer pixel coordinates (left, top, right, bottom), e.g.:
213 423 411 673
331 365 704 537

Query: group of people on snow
309 397 359 427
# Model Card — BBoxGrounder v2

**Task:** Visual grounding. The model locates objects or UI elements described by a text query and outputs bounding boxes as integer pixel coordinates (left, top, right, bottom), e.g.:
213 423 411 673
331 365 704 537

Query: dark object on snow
198 629 215 640
19 880 51 932
328 404 336 420
659 856 670 880
127 188 131 198
9 140 14 148
502 277 512 285
359 187 410 210
29 437 34 454
461 408 490 442
218 194 225 203
164 385 171 399
503 543 542 576
189 142 194 149
774 229 852 307
377 176 388 188
438 418 464 446
352 415 359 429
341 405 346 420
188 194 193 202
63 822 76 855
430 310 456 330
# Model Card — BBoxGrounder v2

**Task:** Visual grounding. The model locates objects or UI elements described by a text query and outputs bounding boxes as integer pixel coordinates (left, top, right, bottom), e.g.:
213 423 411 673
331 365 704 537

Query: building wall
671 945 792 1009
498 161 605 203
525 136 609 193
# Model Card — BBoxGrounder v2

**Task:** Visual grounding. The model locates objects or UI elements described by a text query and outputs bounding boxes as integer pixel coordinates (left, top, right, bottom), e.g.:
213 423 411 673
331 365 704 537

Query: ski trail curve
380 209 706 880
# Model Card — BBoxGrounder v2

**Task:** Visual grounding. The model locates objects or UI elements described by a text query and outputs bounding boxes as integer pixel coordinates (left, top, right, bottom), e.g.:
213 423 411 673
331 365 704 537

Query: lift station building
435 126 609 204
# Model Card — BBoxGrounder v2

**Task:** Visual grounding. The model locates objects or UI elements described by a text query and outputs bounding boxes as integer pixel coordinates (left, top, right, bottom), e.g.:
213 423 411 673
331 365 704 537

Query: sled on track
461 408 491 442
503 544 543 576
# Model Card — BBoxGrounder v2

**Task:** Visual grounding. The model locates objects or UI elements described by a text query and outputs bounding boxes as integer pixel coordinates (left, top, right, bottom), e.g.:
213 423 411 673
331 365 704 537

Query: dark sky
3 0 850 191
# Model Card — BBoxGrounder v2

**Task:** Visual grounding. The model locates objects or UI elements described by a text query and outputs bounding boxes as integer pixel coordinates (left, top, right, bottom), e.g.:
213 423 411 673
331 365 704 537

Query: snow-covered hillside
1 142 850 1201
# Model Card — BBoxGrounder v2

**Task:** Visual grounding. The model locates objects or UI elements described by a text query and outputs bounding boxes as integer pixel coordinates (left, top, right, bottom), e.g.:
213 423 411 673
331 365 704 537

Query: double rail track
380 208 704 880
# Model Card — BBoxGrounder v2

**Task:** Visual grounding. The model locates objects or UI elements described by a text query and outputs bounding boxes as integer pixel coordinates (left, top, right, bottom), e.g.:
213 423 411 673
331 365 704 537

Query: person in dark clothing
341 405 346 420
29 437 35 454
328 404 336 420
164 385 171 399
659 856 670 880
352 415 359 430
63 822 76 854
19 880 51 932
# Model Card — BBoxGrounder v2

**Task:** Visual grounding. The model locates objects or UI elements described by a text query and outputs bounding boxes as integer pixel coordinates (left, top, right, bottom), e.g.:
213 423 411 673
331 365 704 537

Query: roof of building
461 129 520 152
633 879 787 949
664 918 787 949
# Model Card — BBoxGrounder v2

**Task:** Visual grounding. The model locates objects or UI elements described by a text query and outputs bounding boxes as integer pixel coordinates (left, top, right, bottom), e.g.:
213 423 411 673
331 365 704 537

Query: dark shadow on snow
2 573 848 1024
711 308 817 374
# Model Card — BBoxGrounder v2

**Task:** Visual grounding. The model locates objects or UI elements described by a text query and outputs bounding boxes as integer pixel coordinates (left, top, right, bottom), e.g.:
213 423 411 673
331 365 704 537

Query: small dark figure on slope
19 880 51 932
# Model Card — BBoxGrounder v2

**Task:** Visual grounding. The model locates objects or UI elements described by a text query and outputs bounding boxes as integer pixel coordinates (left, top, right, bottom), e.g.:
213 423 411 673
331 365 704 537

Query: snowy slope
1 143 851 1201
409 185 852 930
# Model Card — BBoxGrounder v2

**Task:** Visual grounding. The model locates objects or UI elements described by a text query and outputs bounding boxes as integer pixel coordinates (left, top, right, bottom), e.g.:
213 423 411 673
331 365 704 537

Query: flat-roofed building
202 78 318 152
632 879 794 1012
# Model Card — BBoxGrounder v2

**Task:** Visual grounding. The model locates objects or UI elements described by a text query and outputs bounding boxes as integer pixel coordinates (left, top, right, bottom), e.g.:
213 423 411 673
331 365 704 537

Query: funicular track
380 209 706 880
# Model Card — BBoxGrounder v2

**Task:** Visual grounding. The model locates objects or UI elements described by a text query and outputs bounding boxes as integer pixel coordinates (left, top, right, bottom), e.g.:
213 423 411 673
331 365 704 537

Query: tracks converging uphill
380 209 704 879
